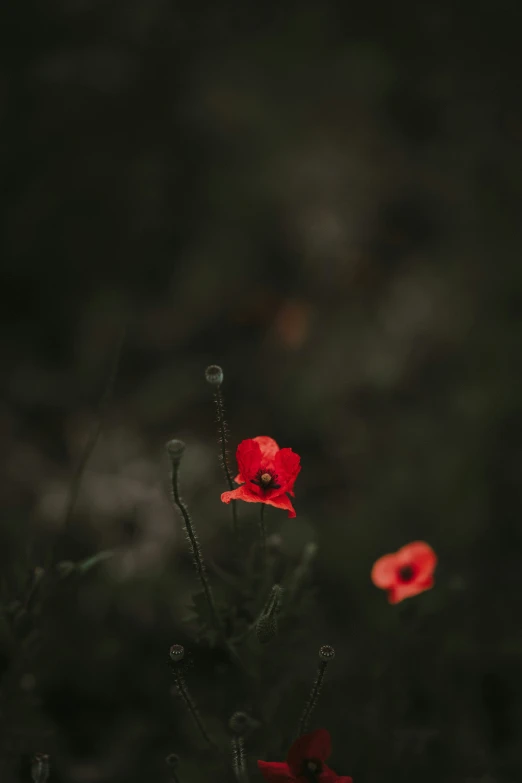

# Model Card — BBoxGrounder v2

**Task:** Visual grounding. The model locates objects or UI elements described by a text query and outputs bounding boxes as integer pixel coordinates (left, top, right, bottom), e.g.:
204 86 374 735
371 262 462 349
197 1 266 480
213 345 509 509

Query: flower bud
229 711 260 736
166 440 186 463
255 614 277 644
229 711 249 735
255 585 283 644
318 644 335 662
169 644 185 662
205 365 224 386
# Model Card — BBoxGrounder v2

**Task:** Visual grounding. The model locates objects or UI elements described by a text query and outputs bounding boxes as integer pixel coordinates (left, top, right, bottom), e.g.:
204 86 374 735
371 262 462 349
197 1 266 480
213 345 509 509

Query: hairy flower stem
214 386 239 535
172 671 217 748
231 737 249 782
231 584 283 645
297 646 336 737
205 365 239 537
167 441 222 637
166 442 248 677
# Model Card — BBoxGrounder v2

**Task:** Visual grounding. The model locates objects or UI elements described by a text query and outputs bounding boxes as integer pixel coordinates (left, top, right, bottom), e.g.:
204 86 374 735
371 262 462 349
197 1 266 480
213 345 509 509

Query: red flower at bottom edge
257 729 353 783
221 436 301 518
371 541 437 604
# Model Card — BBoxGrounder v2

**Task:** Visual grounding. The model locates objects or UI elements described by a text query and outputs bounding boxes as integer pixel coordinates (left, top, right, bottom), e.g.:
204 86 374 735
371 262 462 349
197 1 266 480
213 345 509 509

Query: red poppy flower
371 541 437 604
221 436 300 518
258 728 352 783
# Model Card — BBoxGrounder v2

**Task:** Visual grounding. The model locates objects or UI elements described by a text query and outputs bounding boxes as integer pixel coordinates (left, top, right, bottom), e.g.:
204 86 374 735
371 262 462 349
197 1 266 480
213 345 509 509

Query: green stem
231 736 249 782
297 660 327 736
168 453 222 637
174 672 217 748
214 387 239 535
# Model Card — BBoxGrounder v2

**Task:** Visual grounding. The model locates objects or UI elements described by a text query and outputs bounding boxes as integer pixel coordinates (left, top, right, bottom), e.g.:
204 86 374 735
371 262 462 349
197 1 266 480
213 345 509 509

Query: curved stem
214 387 239 535
297 660 328 736
169 459 221 636
174 672 217 748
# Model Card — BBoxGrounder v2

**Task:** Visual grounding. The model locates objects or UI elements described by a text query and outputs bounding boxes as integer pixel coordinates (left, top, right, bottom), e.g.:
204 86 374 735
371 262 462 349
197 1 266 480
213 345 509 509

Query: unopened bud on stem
297 644 336 737
205 365 224 386
166 439 186 464
169 645 216 748
229 711 259 736
318 644 335 662
169 644 185 663
255 585 283 644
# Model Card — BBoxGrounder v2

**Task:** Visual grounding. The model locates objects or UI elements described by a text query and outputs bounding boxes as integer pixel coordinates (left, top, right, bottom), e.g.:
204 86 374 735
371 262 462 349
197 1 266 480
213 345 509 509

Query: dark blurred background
1 0 522 781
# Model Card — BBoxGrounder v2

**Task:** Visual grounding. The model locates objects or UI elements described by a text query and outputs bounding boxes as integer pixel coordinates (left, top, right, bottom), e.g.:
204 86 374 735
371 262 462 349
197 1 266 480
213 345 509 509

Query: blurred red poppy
221 436 300 518
258 728 353 782
371 541 437 604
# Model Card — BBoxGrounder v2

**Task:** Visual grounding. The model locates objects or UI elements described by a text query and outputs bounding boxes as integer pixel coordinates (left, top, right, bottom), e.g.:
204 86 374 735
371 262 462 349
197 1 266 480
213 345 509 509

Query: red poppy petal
236 437 280 482
319 764 350 783
371 554 399 588
236 439 262 483
397 541 437 581
257 761 295 782
254 436 280 461
287 730 332 774
274 448 301 492
388 576 434 603
264 493 297 518
221 485 261 505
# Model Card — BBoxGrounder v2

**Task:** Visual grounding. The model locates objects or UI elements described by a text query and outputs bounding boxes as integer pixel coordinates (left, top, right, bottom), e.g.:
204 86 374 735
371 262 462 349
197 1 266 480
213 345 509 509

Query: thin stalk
231 736 249 782
167 442 248 677
173 671 217 748
297 646 335 737
298 660 327 736
167 444 222 637
214 385 239 536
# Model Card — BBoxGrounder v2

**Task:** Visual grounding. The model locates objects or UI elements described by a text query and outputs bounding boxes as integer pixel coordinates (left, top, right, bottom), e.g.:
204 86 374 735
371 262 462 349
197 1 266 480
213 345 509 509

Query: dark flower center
301 759 322 781
251 469 281 491
398 564 417 583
